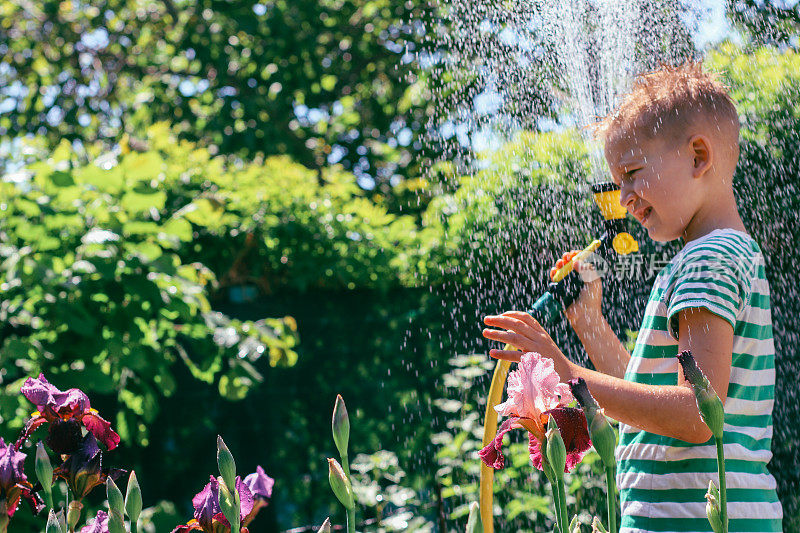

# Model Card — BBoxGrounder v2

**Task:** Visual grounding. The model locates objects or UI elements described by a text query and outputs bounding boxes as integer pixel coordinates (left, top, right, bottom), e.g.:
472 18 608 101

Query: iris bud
705 480 723 533
332 395 350 462
591 517 608 533
677 351 724 440
589 413 617 467
36 442 54 507
327 458 354 510
106 477 125 516
569 378 617 468
45 509 64 533
465 501 483 533
217 436 237 490
545 416 567 475
319 517 332 533
106 477 126 533
125 470 143 528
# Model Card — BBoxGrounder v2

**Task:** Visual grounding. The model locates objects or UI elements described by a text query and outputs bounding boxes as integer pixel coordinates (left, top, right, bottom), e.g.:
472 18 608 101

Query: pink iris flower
479 352 591 473
17 375 120 452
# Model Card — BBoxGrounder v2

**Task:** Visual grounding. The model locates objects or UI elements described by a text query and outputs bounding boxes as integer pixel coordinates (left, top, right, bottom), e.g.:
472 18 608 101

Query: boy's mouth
634 206 652 224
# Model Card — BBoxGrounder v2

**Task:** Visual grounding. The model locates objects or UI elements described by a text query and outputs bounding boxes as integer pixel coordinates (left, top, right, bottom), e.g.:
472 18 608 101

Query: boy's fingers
501 311 545 333
485 314 539 338
489 349 523 362
553 250 580 273
482 328 527 348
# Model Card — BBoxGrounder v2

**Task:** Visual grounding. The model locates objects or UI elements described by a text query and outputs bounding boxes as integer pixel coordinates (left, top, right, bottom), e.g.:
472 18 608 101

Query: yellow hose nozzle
591 182 628 221
612 232 638 255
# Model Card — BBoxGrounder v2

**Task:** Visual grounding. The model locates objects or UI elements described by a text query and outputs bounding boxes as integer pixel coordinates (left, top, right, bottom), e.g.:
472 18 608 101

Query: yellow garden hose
479 355 511 532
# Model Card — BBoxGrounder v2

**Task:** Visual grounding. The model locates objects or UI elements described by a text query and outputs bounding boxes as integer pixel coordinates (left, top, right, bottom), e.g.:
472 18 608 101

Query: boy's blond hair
595 61 740 150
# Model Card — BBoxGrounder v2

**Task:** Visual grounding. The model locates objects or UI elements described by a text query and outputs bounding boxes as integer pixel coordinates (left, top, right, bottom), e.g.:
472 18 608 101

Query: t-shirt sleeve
666 249 748 341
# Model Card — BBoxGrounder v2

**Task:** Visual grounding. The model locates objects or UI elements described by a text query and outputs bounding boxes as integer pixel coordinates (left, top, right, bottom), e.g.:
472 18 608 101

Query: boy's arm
483 307 732 443
546 251 630 378
566 310 630 379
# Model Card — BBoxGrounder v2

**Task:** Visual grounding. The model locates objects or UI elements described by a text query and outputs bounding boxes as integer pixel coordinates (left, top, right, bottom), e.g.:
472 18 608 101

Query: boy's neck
681 187 746 244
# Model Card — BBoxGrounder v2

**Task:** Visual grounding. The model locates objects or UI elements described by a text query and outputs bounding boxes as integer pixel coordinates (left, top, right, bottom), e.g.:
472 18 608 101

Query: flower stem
555 477 569 533
43 490 54 515
605 465 617 533
340 452 355 533
550 480 562 531
230 487 241 533
715 437 728 533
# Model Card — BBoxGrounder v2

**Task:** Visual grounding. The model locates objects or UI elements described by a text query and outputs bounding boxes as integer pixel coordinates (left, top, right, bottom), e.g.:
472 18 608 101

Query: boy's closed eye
621 168 640 181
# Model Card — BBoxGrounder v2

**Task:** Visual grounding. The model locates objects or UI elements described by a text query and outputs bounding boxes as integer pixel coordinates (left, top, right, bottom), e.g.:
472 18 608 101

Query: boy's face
604 131 703 243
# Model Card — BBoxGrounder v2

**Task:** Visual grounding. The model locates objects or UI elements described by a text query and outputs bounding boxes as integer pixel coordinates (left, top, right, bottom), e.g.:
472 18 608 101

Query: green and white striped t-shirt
617 228 783 533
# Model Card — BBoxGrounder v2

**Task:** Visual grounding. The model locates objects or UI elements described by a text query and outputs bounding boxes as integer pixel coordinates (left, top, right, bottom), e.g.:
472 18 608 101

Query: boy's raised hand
482 311 567 364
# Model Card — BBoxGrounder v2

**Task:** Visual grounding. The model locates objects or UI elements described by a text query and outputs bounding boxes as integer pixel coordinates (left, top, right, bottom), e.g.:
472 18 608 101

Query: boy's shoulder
657 228 767 336
669 228 762 280
679 227 759 257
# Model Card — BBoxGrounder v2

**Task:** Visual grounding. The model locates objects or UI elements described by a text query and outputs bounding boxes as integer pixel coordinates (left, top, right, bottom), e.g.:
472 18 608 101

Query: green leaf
218 374 250 401
182 198 225 226
49 170 75 187
122 152 164 181
121 191 167 213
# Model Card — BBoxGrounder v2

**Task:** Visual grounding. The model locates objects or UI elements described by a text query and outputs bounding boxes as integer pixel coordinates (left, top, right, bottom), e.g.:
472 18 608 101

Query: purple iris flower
0 438 42 517
53 433 125 501
0 439 25 493
172 476 254 533
241 466 274 527
79 510 109 533
18 375 120 452
243 466 273 501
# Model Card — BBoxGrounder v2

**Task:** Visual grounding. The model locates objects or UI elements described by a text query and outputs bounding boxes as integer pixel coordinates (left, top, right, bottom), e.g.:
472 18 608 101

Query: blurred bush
0 122 446 446
0 126 300 446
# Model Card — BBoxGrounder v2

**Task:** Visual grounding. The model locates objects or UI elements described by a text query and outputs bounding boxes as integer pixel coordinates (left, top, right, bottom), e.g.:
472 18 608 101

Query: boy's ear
688 134 713 179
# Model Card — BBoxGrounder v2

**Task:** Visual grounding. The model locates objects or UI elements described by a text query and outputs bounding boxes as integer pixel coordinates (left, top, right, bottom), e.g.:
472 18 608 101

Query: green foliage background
0 1 799 530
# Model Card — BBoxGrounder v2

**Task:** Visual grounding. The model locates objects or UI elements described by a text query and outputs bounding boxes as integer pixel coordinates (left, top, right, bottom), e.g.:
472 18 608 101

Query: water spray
479 181 638 532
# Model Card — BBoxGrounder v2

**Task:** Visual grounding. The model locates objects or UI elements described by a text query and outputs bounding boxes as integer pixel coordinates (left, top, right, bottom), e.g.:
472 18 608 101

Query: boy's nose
619 186 637 210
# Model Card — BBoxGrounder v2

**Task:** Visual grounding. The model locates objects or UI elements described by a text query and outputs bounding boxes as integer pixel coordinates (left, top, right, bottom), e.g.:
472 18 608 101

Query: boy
481 62 783 532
